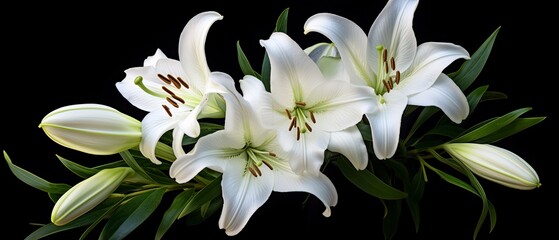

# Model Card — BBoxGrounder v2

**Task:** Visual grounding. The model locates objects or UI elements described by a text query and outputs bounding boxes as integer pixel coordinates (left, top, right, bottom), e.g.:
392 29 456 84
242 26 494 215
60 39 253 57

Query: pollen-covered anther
296 127 301 141
177 77 189 89
166 97 179 108
285 109 292 119
162 86 176 96
295 102 306 107
395 71 400 84
162 105 172 117
166 74 181 89
157 74 172 84
289 117 297 131
304 122 313 132
390 57 395 70
247 166 258 177
310 111 316 123
383 80 391 93
172 95 185 104
268 152 277 157
262 159 273 170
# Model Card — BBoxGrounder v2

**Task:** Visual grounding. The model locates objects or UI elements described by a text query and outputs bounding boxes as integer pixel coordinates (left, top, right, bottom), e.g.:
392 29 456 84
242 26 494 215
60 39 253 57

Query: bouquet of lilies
4 0 543 239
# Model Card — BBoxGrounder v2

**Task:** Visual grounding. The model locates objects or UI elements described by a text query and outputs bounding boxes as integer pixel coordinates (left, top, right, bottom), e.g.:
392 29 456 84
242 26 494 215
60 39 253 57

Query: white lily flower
305 0 470 159
252 32 373 175
443 143 541 190
52 167 134 225
39 104 141 155
116 11 233 164
169 78 337 236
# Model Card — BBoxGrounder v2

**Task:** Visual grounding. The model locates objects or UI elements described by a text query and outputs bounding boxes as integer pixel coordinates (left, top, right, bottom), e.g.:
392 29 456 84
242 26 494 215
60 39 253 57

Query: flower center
375 45 401 95
285 102 316 141
134 74 198 117
244 146 277 177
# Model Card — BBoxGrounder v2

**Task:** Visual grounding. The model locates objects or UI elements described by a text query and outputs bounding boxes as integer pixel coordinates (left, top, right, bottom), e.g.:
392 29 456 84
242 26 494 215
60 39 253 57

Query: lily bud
39 104 141 155
443 143 541 190
51 167 134 225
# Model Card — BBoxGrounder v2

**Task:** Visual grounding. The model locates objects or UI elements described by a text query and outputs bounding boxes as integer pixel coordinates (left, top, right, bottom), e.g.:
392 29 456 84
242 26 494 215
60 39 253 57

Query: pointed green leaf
448 27 500 91
4 151 71 194
79 197 126 240
480 91 507 102
100 188 166 240
274 8 289 33
236 41 262 79
155 189 195 240
57 155 99 179
184 197 223 226
475 117 545 143
382 200 402 240
178 175 223 219
467 85 489 115
119 150 155 183
357 121 372 141
407 169 424 232
451 107 532 143
404 107 440 145
336 157 407 200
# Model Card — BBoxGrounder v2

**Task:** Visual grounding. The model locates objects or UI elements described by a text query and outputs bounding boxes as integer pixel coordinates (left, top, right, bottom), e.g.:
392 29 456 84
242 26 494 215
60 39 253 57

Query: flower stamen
166 97 179 108
285 109 292 119
157 74 172 84
167 74 182 89
310 111 316 123
177 77 189 89
289 117 297 131
162 105 172 117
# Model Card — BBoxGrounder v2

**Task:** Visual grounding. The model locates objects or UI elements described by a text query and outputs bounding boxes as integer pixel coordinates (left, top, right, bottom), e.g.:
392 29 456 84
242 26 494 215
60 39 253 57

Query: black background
2 1 556 239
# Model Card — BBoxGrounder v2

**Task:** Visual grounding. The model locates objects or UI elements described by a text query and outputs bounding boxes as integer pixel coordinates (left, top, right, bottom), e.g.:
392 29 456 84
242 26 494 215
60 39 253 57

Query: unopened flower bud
51 167 134 225
39 104 141 155
443 143 541 190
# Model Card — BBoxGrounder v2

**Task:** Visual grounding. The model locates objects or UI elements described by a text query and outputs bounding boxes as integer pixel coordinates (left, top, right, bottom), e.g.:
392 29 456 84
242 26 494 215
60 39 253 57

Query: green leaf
382 200 402 240
79 197 126 240
357 121 372 141
451 107 532 143
4 151 71 194
467 85 489 115
404 107 440 145
488 201 498 232
178 175 223 218
155 189 195 240
119 150 156 183
480 91 507 102
100 188 166 240
274 8 289 33
412 125 465 147
448 27 500 91
57 155 99 179
185 197 223 226
431 168 478 196
406 169 424 232
260 8 289 92
236 41 262 79
336 157 407 200
475 117 546 143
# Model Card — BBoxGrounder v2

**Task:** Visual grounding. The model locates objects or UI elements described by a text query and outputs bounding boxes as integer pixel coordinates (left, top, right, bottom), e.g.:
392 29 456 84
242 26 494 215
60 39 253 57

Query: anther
296 127 301 141
285 109 292 119
177 77 189 89
157 74 172 84
253 164 262 176
269 152 277 157
172 95 185 104
382 49 387 62
395 71 400 84
262 160 274 170
295 102 306 107
310 111 316 123
289 117 297 131
385 62 389 74
390 57 395 70
167 74 181 89
247 166 258 177
388 77 394 89
166 97 179 108
162 86 176 96
383 80 391 93
305 122 313 132
162 105 173 117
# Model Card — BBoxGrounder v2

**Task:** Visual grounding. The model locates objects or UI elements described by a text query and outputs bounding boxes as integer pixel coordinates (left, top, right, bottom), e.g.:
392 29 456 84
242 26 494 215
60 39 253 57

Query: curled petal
328 126 368 170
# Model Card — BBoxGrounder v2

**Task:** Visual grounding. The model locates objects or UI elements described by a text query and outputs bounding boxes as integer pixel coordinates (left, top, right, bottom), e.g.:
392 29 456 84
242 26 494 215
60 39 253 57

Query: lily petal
328 126 368 170
273 165 338 217
219 158 274 236
179 11 223 88
398 42 470 96
172 128 186 156
368 0 419 73
285 130 330 176
116 66 163 111
304 13 371 85
140 110 182 164
169 131 239 183
260 32 326 108
365 90 407 159
408 73 469 123
307 82 373 131
143 48 167 67
239 76 283 130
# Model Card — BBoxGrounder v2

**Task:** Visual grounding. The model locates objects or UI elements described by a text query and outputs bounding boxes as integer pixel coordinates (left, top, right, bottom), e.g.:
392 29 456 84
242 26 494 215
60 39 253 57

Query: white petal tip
322 207 332 217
